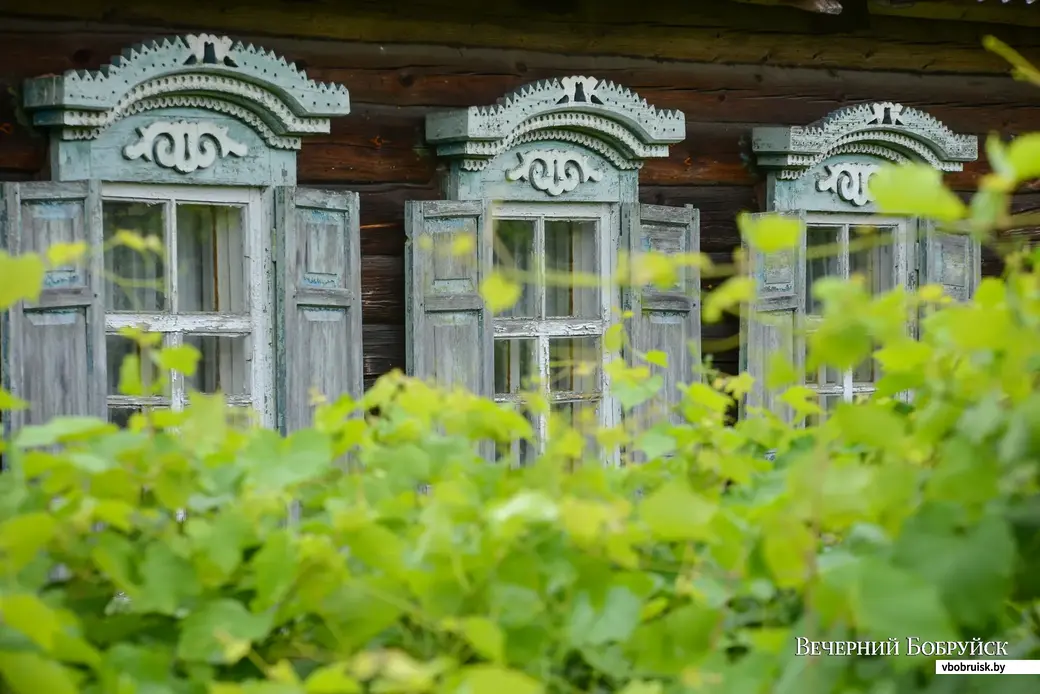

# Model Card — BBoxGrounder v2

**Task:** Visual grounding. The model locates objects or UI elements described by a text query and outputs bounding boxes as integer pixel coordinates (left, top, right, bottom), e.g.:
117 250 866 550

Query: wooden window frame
802 211 912 416
490 201 621 455
101 183 273 427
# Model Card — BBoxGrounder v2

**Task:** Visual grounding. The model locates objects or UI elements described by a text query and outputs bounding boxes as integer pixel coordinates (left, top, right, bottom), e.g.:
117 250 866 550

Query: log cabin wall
1 0 1039 387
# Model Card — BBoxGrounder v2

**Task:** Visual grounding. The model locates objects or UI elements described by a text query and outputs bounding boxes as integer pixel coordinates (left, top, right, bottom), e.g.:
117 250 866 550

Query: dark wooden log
1 1 1037 73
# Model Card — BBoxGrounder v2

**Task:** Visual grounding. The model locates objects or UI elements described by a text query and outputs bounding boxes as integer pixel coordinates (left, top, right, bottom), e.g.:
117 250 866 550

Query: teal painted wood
274 187 363 434
623 203 702 432
23 33 351 187
50 109 296 186
404 199 493 395
739 211 807 423
752 102 978 215
746 103 983 421
1 181 106 434
427 76 684 203
919 218 981 303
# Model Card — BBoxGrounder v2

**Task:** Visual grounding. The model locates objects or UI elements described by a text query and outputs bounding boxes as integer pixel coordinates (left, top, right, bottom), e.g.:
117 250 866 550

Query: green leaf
134 541 201 615
305 663 361 694
0 594 63 651
45 241 88 268
1005 132 1040 184
617 682 663 694
823 556 957 646
480 272 523 314
0 652 78 694
0 251 45 310
249 530 298 612
118 353 145 396
643 350 668 368
0 388 28 411
869 164 966 222
176 599 274 664
738 213 801 253
157 343 201 377
458 616 506 663
639 481 717 542
703 276 754 323
0 512 57 573
567 585 644 648
456 665 543 694
984 35 1040 86
893 507 1015 630
762 517 815 589
13 416 110 448
635 429 676 460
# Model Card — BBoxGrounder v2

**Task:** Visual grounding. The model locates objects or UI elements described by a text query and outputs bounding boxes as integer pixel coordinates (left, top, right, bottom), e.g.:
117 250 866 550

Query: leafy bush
2 38 1040 694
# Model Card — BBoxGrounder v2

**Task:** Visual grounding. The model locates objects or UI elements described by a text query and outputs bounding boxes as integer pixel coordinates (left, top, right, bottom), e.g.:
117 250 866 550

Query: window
802 215 906 420
410 77 698 462
745 102 981 420
101 185 270 426
2 34 359 437
490 204 617 458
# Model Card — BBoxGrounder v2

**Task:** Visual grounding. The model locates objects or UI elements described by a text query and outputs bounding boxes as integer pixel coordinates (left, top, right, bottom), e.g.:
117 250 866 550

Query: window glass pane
108 406 166 429
550 400 599 457
545 219 598 318
103 201 165 311
177 204 246 313
850 225 894 296
492 219 536 318
549 337 600 393
184 335 249 396
853 358 876 384
494 408 538 466
106 335 162 395
805 225 841 315
807 393 842 426
494 338 537 395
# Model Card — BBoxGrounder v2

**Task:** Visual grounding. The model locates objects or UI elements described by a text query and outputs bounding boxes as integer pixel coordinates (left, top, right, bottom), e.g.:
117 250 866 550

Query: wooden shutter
739 212 806 420
623 203 701 423
274 187 363 433
1 181 105 434
919 220 980 302
404 200 492 397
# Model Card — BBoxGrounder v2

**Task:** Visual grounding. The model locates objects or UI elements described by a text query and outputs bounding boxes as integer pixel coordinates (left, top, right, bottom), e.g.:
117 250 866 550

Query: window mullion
168 332 186 411
536 332 549 454
166 200 179 313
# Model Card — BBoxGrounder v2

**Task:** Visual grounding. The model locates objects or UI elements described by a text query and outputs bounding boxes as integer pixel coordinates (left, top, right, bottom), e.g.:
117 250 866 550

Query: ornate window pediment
23 33 350 184
741 103 981 423
752 102 977 210
426 76 684 202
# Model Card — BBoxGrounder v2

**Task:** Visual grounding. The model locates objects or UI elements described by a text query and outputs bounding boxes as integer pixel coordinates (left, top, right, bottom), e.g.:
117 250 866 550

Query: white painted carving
505 149 604 196
123 120 248 174
816 162 881 207
185 34 234 64
868 102 905 126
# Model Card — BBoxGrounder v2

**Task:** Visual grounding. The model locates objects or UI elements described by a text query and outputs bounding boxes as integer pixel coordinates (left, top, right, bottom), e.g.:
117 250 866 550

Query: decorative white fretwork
505 149 604 196
426 75 684 172
816 162 881 207
752 102 977 182
23 34 351 148
123 120 248 174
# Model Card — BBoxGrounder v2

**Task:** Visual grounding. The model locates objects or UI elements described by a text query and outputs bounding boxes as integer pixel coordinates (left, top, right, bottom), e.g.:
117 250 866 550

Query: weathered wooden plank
363 323 405 385
360 254 404 324
0 1 1037 73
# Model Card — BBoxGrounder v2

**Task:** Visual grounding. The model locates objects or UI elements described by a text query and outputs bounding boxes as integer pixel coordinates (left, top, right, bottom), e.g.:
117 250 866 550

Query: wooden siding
1 1 1039 384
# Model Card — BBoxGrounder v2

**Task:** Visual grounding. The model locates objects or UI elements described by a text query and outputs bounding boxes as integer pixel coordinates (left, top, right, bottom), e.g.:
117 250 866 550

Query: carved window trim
488 201 621 460
426 75 685 200
22 33 350 184
100 183 274 427
747 103 980 421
